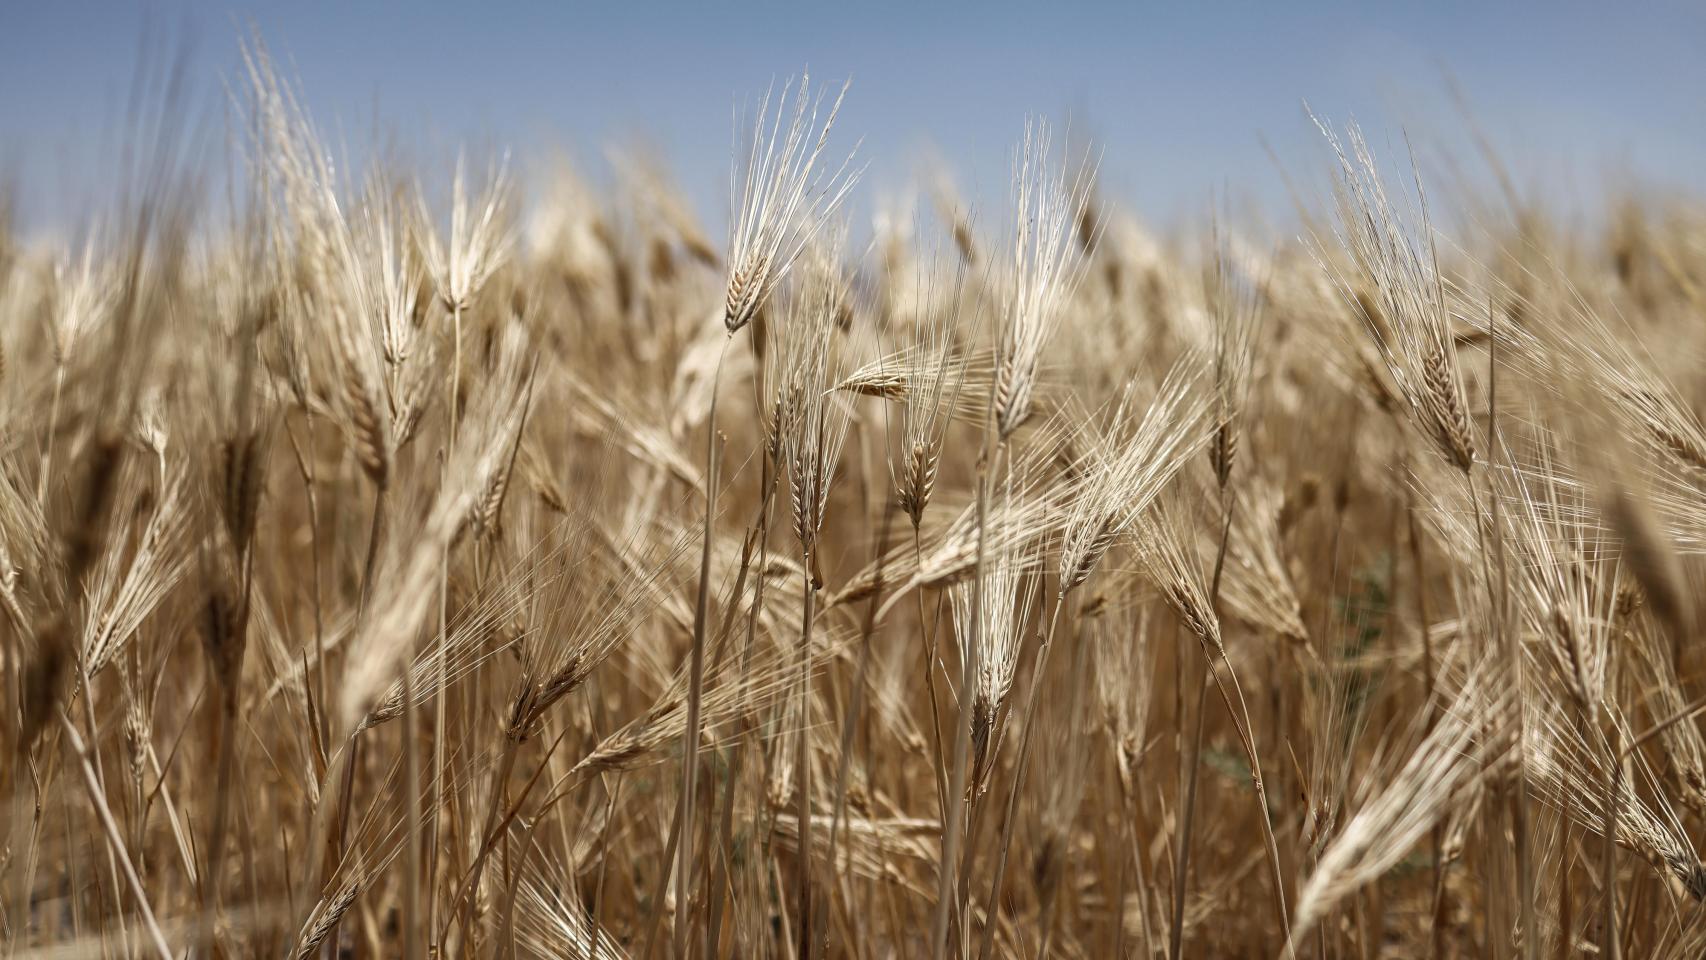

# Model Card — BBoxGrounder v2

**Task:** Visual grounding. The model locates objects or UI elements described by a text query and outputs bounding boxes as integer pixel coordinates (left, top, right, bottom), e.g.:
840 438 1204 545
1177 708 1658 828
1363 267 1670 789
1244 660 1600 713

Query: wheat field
5 34 1706 959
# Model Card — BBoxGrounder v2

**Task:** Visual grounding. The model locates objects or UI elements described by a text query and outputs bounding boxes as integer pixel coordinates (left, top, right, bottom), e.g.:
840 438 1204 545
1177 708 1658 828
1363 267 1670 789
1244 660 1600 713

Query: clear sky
3 1 1703 237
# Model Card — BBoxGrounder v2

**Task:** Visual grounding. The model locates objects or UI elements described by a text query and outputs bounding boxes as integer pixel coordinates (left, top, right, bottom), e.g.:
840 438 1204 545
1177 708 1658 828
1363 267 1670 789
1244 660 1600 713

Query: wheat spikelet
1421 344 1476 471
568 623 837 780
770 236 860 562
81 462 191 675
506 521 692 741
336 323 534 737
1059 360 1211 590
1526 699 1706 901
1133 497 1222 654
1206 224 1261 489
415 152 514 315
993 117 1098 439
1607 482 1691 642
1217 476 1310 645
1292 661 1517 943
292 880 361 960
950 507 1041 798
1315 115 1480 474
723 71 861 334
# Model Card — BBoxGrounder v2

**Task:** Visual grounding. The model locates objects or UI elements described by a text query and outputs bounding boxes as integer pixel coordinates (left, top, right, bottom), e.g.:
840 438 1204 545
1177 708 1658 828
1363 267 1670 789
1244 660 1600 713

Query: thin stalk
430 445 449 951
1037 619 1091 959
588 773 622 960
1114 802 1131 960
449 301 463 448
707 454 780 959
323 732 363 960
1170 660 1212 960
639 779 689 960
456 734 521 945
358 482 389 616
1603 724 1620 960
795 557 819 960
496 817 542 960
1408 495 1447 960
676 340 727 956
825 499 895 923
57 711 173 960
1203 653 1289 946
285 415 329 753
75 655 132 960
1485 303 1534 960
975 590 1067 960
309 422 328 753
1191 502 1291 950
202 677 239 935
37 364 66 505
1557 715 1578 960
403 666 422 960
438 727 568 947
914 526 951 826
932 461 989 960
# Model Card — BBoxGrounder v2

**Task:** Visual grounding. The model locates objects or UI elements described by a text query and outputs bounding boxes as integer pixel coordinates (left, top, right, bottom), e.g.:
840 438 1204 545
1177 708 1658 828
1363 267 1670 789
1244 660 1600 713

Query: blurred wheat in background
7 21 1706 960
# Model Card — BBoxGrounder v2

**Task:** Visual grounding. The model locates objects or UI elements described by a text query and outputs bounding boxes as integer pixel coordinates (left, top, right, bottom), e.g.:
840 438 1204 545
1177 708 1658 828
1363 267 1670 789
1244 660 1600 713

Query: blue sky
3 1 1703 236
